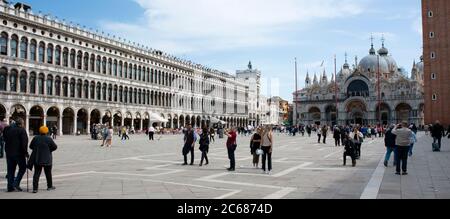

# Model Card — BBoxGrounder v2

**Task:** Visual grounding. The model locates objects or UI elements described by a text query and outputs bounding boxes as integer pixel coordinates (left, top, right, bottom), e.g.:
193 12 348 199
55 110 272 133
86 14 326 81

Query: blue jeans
6 155 27 190
385 147 397 163
409 144 414 156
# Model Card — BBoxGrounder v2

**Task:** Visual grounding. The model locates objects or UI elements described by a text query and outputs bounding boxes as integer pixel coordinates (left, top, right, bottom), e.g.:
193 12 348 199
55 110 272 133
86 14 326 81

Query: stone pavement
0 132 449 199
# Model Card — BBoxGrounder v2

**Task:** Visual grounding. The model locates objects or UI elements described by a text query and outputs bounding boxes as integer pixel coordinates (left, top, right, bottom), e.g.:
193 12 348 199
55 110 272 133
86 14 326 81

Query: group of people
1 118 58 193
383 122 418 175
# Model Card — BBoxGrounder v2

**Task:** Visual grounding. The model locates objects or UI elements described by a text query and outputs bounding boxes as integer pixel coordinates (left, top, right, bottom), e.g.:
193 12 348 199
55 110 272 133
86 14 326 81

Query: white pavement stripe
59 153 175 167
215 190 243 200
94 170 184 178
323 150 343 159
360 156 386 199
0 171 95 185
263 188 297 199
272 162 313 177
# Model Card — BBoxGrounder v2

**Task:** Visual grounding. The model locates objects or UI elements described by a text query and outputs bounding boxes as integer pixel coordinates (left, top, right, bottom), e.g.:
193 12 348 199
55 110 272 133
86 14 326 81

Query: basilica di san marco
293 41 425 127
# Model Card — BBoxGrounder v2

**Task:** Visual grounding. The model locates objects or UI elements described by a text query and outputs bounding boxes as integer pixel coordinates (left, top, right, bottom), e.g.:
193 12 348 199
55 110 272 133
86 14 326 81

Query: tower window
428 10 433 17
429 32 435 38
431 73 436 80
431 52 436 59
432 94 437 101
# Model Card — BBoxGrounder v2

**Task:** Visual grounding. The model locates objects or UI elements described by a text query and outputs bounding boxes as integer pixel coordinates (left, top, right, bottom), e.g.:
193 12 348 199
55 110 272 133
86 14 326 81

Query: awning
150 113 168 123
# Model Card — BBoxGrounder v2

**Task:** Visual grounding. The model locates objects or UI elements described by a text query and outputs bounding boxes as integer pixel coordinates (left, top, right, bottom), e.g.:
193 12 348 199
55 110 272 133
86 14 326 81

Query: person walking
3 118 29 192
261 126 273 174
148 126 155 141
409 130 417 157
250 128 262 168
182 125 196 166
431 120 445 151
392 122 413 175
343 134 357 167
322 125 328 144
225 127 237 171
106 126 113 147
28 126 58 193
209 127 215 143
306 125 312 137
199 127 210 167
51 125 58 140
384 125 397 167
101 125 108 147
340 126 347 147
317 127 322 144
333 126 341 147
350 128 364 159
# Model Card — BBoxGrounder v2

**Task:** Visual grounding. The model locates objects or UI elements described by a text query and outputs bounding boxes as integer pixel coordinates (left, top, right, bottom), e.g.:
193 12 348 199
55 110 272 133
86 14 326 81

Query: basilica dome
358 53 390 75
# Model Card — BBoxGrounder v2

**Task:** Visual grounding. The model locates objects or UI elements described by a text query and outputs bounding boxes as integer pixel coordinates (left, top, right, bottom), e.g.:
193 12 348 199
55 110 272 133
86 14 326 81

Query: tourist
101 125 108 147
51 125 58 140
371 126 377 140
409 130 417 157
250 128 262 168
343 134 357 167
350 128 364 159
148 126 155 141
367 126 372 139
340 126 347 147
333 126 341 147
3 118 29 192
28 126 57 193
261 126 273 174
182 125 196 166
317 126 322 144
306 125 312 137
321 125 328 144
106 126 114 147
384 125 397 167
225 127 237 171
424 124 430 136
392 122 413 175
199 127 210 167
431 120 445 151
209 127 215 143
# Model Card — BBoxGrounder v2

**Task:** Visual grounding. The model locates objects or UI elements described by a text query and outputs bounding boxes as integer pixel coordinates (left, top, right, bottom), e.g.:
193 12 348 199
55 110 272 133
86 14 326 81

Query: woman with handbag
261 126 273 174
250 128 262 168
28 126 58 193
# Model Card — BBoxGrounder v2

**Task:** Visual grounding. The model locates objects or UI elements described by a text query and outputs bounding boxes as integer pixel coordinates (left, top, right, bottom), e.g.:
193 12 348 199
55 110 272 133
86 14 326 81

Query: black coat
384 129 396 148
199 133 210 152
3 124 29 157
333 129 341 139
29 135 58 167
431 124 445 138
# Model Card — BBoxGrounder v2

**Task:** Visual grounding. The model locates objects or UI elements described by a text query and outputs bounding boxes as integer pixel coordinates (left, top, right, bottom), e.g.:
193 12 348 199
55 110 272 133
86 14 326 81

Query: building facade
422 0 450 126
293 42 425 126
0 2 249 135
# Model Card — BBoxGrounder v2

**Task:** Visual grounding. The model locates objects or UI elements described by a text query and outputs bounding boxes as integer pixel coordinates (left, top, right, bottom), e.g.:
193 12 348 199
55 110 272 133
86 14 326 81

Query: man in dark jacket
3 118 29 192
333 126 341 147
182 125 195 166
29 126 58 193
384 125 397 167
431 121 445 150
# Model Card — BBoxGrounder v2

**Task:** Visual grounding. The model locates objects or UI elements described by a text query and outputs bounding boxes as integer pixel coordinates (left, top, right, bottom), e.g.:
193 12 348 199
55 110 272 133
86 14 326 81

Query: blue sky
21 0 422 101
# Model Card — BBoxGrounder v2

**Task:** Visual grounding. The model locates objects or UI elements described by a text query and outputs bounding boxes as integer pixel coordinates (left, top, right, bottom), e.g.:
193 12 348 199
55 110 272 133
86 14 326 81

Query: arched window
84 81 89 99
77 79 82 98
96 56 101 73
102 57 107 74
83 52 89 71
63 48 69 67
124 62 128 78
30 40 37 61
55 46 61 65
119 61 123 78
108 59 112 75
0 32 7 55
114 85 118 102
70 49 76 68
124 87 128 103
47 75 53 95
134 88 137 104
133 65 137 80
129 64 132 79
90 54 95 72
19 37 27 59
90 82 95 99
108 84 112 101
9 69 18 92
19 71 27 93
96 82 101 100
55 76 61 96
38 73 45 95
70 78 75 97
138 89 142 104
46 44 53 64
138 66 142 81
0 68 6 91
129 88 133 103
10 35 18 58
102 84 107 101
38 42 45 63
347 80 370 97
77 51 83 69
150 69 154 83
119 86 123 102
113 60 117 76
62 77 68 97
29 72 36 94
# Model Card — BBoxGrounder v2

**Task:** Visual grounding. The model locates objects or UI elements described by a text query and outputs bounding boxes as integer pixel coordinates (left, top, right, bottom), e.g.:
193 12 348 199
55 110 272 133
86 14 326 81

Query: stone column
73 115 77 135
140 119 143 132
131 118 134 130
58 112 63 136
87 113 91 134
25 114 30 134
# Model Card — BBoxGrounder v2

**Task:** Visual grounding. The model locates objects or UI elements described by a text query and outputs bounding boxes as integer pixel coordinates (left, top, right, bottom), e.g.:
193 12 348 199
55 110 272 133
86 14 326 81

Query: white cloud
101 0 368 54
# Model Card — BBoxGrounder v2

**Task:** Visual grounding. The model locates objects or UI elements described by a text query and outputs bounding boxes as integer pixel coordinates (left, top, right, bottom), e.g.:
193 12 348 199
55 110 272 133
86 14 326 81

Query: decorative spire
313 73 318 84
305 70 311 86
343 52 350 69
248 61 252 70
369 34 376 55
378 34 389 56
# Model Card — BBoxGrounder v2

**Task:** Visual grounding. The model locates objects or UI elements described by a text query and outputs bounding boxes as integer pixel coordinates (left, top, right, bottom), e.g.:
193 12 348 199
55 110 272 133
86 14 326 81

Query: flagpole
334 55 338 126
295 58 299 126
377 55 382 127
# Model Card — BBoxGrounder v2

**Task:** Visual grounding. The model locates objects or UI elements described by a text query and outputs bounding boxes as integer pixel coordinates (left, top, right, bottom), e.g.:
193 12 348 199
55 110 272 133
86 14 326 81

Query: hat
39 126 49 135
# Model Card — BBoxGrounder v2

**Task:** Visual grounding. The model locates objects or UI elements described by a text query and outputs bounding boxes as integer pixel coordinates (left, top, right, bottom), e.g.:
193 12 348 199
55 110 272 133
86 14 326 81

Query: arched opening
46 106 60 131
325 105 337 126
308 107 321 125
29 105 44 135
134 113 141 131
375 103 391 125
186 115 191 127
124 112 133 128
173 115 179 129
90 109 101 125
167 115 172 129
395 103 412 124
10 104 26 126
0 104 6 121
197 116 201 128
179 115 184 128
0 67 6 91
113 112 122 127
77 109 88 134
102 111 112 126
347 80 369 97
346 100 368 126
143 113 150 131
62 108 75 135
